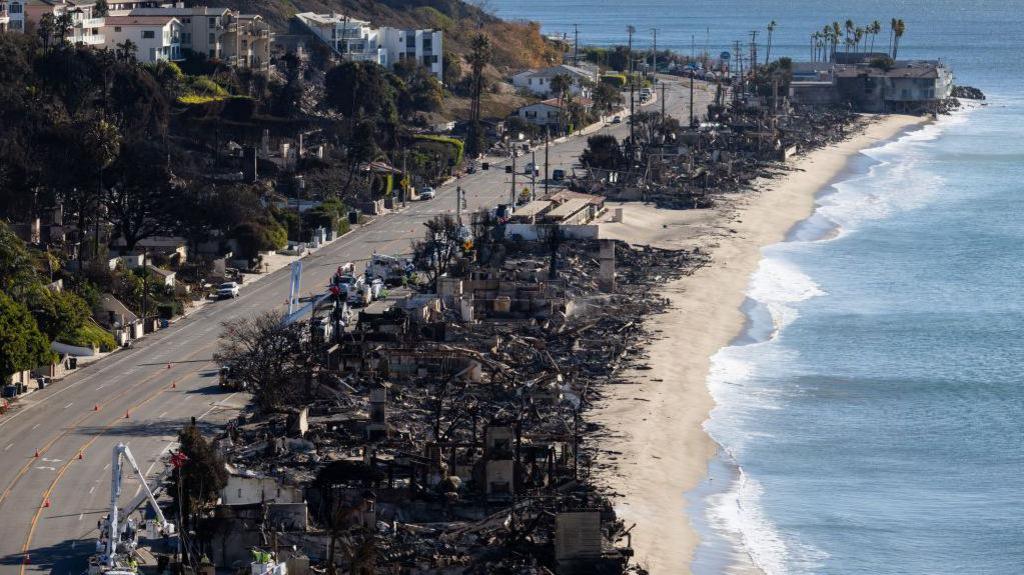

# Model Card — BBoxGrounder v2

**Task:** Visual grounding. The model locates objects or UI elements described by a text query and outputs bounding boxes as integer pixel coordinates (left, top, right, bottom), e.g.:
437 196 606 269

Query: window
406 34 415 48
208 17 215 27
9 3 21 13
142 30 154 39
114 26 121 32
528 78 533 85
423 37 432 52
149 47 156 60
208 32 214 43
182 32 191 44
525 111 537 118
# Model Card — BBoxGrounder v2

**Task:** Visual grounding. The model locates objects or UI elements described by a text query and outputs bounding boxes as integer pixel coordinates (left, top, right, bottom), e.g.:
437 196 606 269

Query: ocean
490 1 1024 573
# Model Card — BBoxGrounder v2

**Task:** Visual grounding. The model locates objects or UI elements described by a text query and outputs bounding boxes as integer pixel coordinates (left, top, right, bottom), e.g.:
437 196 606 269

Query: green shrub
601 73 627 88
65 321 118 352
413 134 464 165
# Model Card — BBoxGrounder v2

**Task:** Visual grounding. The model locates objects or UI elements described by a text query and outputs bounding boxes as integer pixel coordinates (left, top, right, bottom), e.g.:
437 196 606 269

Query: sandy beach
590 114 928 574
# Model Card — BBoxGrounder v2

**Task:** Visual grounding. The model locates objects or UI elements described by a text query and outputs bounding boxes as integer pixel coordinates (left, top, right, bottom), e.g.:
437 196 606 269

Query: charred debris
574 75 864 209
196 229 709 574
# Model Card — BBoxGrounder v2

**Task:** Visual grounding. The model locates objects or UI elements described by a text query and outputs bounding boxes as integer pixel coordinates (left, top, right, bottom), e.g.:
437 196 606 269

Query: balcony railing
73 33 105 45
75 17 104 28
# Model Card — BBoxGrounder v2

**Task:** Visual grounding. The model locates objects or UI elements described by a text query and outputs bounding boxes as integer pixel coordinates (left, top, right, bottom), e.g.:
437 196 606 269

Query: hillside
222 0 563 71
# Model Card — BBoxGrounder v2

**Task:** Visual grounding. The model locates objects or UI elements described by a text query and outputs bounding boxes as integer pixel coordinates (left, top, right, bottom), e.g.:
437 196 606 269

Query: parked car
552 169 566 181
217 282 240 299
611 115 622 124
419 187 436 200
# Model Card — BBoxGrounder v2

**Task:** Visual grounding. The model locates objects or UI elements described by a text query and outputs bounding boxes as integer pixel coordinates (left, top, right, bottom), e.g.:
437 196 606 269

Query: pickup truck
216 282 240 299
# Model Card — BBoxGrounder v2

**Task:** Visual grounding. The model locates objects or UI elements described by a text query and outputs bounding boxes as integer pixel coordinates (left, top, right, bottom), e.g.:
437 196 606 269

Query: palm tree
892 19 906 59
549 73 572 134
54 12 73 46
844 19 854 53
889 18 897 56
37 13 55 52
869 20 882 53
765 20 777 65
116 39 137 64
831 22 842 58
855 27 865 53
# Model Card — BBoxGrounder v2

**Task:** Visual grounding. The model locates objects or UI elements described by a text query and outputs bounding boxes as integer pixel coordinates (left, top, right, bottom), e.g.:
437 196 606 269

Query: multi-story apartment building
103 14 182 62
23 0 105 46
295 12 443 81
130 6 270 68
6 1 28 33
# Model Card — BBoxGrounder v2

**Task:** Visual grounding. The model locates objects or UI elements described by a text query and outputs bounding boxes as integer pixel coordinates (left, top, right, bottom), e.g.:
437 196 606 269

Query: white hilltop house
103 14 183 62
512 64 598 98
294 11 443 81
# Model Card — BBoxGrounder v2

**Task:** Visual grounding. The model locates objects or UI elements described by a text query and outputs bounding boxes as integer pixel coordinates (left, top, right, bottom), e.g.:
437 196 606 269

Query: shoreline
591 113 929 574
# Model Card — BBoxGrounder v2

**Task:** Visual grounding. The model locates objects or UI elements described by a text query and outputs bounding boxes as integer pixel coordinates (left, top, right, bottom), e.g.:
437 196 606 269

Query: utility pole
141 249 148 333
749 30 758 83
689 73 695 126
650 28 657 73
455 185 462 224
510 150 517 207
627 25 635 148
544 127 550 196
661 82 666 119
401 149 408 207
735 39 744 96
530 150 537 201
573 23 579 65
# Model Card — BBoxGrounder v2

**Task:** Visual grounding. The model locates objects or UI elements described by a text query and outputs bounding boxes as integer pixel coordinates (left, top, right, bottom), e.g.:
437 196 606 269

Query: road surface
0 76 713 575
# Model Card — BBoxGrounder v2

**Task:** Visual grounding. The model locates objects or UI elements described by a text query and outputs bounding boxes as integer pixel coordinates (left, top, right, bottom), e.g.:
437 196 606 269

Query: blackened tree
214 312 312 412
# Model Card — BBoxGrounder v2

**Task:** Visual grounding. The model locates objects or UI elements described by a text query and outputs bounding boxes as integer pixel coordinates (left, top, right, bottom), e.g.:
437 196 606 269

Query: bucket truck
88 443 176 575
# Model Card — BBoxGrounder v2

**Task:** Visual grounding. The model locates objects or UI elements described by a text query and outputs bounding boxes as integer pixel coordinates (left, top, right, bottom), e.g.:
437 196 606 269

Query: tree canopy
0 291 53 381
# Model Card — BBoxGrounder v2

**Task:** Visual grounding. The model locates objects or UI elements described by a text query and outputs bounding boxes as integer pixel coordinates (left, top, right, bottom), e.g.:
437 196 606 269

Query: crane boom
103 443 175 568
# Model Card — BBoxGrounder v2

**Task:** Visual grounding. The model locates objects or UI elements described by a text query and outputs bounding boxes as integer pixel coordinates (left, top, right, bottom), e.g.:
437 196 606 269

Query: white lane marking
64 402 73 409
89 485 96 494
78 513 84 521
158 411 168 418
4 443 12 451
35 466 56 471
96 384 107 391
31 423 39 430
103 463 110 470
197 393 236 421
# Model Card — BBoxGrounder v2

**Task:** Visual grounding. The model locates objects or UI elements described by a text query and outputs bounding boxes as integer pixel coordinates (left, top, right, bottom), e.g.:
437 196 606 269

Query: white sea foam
706 468 828 575
698 110 979 574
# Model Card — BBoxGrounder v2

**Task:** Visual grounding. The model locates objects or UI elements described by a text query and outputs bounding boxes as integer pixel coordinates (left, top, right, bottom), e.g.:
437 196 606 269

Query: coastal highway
0 75 712 575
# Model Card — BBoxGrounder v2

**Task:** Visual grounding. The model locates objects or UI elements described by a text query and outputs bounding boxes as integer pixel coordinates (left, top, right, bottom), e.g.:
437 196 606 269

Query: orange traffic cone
43 498 50 508
124 410 130 419
171 380 176 389
78 452 83 460
94 404 100 411
166 362 172 369
34 449 39 458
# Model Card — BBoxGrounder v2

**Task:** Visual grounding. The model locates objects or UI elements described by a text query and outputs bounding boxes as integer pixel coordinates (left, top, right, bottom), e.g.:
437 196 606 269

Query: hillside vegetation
222 0 563 71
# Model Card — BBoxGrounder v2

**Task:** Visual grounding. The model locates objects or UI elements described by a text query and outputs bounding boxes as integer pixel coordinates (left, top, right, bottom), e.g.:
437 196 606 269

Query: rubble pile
199 239 708 574
574 93 863 209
